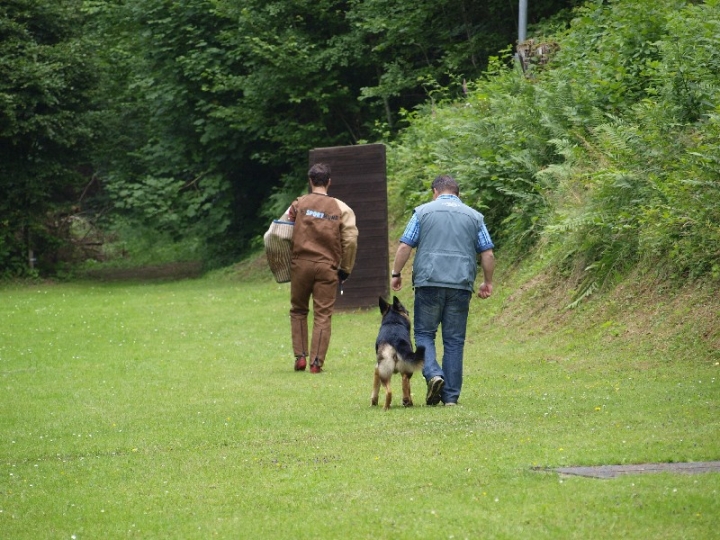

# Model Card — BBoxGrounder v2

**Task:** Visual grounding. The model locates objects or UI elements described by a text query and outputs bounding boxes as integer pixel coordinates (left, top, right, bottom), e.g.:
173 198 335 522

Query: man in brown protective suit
286 163 358 373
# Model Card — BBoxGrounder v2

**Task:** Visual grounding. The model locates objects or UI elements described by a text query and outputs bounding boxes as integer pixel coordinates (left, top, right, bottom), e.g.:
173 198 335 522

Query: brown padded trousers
289 258 339 365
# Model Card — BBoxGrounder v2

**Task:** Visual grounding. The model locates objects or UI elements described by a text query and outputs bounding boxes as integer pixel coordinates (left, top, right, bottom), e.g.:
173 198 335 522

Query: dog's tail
413 345 426 365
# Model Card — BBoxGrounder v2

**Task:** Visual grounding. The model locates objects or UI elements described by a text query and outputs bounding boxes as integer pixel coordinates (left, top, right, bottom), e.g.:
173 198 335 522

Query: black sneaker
426 376 444 406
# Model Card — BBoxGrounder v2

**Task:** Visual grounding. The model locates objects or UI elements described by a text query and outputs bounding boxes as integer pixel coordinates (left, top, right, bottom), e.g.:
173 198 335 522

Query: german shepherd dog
372 296 425 410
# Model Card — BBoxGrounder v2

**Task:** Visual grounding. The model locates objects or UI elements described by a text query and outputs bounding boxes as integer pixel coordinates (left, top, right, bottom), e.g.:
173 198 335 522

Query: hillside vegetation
387 0 719 307
377 0 720 362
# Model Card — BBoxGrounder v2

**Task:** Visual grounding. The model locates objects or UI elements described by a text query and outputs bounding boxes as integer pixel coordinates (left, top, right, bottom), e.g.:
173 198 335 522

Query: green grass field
1 269 718 539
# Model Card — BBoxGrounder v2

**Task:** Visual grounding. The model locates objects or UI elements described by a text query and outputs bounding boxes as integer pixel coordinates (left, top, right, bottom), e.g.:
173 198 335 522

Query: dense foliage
1 0 576 275
8 0 716 290
389 0 720 301
0 0 98 275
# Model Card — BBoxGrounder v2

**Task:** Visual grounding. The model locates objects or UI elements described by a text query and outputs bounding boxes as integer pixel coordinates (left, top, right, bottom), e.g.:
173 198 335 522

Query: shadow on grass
80 261 204 282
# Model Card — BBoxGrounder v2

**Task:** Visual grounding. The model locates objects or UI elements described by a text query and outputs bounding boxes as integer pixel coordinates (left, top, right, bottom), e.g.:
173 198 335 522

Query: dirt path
81 261 203 281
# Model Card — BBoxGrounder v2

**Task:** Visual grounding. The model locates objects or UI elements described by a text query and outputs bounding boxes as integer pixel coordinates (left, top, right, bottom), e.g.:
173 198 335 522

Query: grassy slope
0 248 718 539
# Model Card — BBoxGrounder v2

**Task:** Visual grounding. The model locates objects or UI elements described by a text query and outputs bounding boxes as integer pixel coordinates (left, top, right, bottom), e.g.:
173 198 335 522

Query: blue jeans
414 286 472 404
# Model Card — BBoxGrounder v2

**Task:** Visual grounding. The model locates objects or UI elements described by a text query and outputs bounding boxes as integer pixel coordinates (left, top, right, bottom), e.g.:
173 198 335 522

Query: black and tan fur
372 296 425 410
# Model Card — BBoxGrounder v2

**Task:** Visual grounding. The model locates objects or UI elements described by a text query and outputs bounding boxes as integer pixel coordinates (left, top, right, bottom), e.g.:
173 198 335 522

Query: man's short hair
308 163 331 186
432 174 459 196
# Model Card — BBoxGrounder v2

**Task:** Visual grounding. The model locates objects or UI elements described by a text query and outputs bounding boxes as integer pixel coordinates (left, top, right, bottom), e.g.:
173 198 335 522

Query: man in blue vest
390 175 495 406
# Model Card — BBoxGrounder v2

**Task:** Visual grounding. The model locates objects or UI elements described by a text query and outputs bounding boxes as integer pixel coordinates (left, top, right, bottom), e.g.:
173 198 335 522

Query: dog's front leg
401 373 413 407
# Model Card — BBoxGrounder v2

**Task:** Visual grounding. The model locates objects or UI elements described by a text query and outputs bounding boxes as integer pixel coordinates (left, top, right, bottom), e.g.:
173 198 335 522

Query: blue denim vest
413 198 484 291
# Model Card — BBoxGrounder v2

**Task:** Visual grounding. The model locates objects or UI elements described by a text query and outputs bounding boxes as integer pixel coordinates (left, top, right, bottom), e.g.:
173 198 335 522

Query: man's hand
391 275 402 291
478 282 492 299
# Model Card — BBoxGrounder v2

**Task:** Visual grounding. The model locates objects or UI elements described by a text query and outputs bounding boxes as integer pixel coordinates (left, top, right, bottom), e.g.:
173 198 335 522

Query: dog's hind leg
382 376 392 411
374 345 395 410
401 373 413 407
371 367 381 407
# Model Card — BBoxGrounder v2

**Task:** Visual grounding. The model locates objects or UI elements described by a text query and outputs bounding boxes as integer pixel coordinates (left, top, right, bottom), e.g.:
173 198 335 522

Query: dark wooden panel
309 143 388 309
345 266 387 280
358 227 388 238
349 201 388 213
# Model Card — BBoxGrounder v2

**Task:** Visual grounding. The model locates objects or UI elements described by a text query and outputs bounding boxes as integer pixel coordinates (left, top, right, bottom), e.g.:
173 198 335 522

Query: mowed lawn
0 274 718 539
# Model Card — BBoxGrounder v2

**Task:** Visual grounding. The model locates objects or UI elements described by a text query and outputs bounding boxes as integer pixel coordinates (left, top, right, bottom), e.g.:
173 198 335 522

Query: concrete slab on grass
550 461 720 478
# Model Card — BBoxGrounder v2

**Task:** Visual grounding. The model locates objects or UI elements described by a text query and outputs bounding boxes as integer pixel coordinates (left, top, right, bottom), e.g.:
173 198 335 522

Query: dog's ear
379 296 390 314
392 296 409 317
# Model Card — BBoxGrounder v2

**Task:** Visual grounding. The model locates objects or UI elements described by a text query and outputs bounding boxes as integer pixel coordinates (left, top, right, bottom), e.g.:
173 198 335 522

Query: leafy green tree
79 0 580 268
90 0 375 262
351 0 510 125
1 0 580 274
0 0 98 275
86 0 238 260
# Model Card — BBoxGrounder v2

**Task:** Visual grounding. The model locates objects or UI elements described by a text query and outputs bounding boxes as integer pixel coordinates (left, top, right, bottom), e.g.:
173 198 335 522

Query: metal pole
518 0 528 43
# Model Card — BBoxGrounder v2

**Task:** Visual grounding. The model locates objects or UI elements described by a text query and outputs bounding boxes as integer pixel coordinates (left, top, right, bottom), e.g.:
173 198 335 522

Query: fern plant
388 0 720 299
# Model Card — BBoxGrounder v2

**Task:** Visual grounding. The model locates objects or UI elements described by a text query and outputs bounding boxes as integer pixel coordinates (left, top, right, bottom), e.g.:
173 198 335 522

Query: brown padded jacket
287 193 358 275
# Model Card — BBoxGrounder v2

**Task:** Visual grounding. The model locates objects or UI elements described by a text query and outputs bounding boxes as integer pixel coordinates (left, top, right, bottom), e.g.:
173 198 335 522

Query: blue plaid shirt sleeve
399 213 420 247
477 222 494 252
